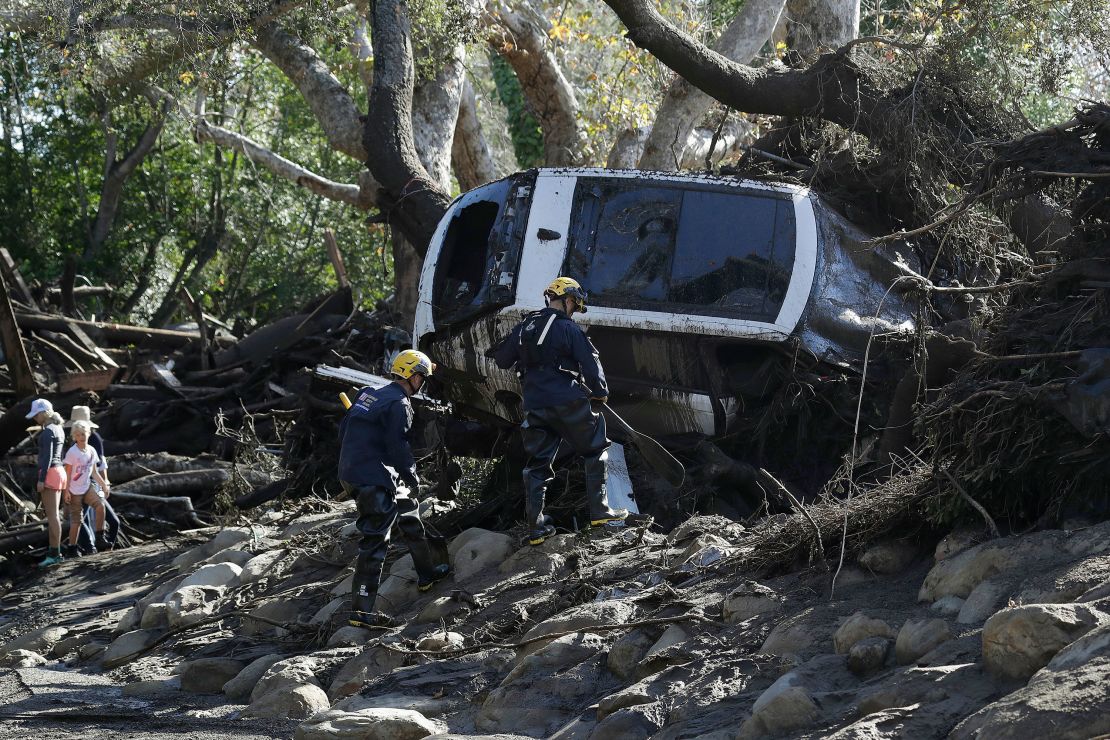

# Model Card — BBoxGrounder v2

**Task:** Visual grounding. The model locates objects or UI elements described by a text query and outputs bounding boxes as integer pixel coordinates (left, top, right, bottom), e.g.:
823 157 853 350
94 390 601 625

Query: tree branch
452 76 498 190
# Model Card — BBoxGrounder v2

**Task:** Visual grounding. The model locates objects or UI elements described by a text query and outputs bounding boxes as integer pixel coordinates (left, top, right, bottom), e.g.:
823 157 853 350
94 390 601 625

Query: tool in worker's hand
339 392 352 409
601 403 685 487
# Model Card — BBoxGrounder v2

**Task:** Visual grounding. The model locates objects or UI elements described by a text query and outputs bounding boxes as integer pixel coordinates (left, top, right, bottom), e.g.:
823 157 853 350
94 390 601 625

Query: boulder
328 646 406 700
252 656 322 703
180 657 247 694
931 595 965 616
848 636 891 676
761 610 828 658
590 707 660 739
833 612 897 654
957 579 1010 624
102 629 161 669
141 602 170 629
310 598 347 627
121 678 180 696
247 683 331 720
295 707 442 740
376 555 420 612
951 656 1110 738
448 528 515 582
113 604 142 636
919 543 1014 601
933 529 984 562
0 649 47 668
415 632 464 652
516 599 636 661
240 549 286 584
50 634 92 658
0 625 68 656
205 548 255 567
415 597 467 625
178 562 243 590
606 630 655 680
738 673 819 739
721 581 783 624
895 618 952 664
224 654 286 702
859 540 918 574
78 641 106 660
644 626 686 658
327 626 371 648
165 585 223 628
336 692 462 718
242 598 302 636
983 603 1108 680
173 527 252 570
498 545 566 579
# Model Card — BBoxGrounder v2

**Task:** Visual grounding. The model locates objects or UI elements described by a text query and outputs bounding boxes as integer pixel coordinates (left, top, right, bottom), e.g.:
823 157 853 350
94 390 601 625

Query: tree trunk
784 0 859 58
452 76 498 190
363 0 453 257
638 0 786 170
487 2 583 166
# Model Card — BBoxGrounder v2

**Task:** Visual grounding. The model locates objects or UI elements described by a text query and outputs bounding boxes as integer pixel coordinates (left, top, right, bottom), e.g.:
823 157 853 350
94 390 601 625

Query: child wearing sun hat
63 419 111 553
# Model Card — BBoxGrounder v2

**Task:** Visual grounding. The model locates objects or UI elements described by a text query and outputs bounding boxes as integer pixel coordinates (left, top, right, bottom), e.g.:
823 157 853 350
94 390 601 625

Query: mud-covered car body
415 168 919 437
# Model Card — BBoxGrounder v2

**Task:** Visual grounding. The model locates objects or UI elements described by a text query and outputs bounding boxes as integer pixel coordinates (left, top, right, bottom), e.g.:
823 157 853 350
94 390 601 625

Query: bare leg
40 488 62 548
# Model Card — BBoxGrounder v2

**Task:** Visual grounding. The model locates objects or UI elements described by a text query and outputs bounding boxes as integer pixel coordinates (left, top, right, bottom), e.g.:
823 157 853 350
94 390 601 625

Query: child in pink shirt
63 420 111 553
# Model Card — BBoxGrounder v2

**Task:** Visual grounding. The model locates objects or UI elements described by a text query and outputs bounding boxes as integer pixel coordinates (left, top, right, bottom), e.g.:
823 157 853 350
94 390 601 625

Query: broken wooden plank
15 312 200 348
0 270 37 397
324 228 350 289
140 361 183 389
62 319 119 368
0 248 36 308
56 367 121 393
180 287 210 371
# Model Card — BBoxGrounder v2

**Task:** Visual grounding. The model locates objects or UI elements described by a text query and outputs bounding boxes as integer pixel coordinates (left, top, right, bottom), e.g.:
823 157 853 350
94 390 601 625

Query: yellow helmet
391 349 435 380
544 276 588 313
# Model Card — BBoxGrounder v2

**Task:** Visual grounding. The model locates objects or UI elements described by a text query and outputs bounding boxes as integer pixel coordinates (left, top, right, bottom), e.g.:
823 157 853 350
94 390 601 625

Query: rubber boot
585 450 626 527
408 538 452 592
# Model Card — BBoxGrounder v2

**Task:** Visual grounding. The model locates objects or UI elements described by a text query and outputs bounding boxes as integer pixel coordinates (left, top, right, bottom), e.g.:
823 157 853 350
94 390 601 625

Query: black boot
95 530 111 552
408 537 452 592
62 543 81 559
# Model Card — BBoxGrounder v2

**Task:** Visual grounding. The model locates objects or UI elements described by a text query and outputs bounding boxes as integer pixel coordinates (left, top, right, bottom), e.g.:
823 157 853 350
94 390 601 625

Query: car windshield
565 179 795 322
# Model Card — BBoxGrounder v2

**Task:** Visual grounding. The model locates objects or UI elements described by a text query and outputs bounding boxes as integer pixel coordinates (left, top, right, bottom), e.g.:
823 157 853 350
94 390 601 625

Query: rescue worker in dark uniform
338 349 451 628
492 277 628 545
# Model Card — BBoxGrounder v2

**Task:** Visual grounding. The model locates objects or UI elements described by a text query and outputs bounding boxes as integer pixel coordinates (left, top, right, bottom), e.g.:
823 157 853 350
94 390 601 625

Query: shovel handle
339 392 352 409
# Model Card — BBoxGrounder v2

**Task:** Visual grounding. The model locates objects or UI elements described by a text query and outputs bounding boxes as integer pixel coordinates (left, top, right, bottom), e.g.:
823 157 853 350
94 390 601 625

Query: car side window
566 179 795 323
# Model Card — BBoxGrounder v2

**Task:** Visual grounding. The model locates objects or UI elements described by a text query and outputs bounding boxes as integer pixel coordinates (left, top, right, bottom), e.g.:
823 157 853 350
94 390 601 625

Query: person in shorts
63 420 111 554
28 398 67 567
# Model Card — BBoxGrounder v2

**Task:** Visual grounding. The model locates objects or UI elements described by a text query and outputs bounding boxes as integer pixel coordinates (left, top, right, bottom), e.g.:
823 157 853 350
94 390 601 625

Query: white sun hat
64 405 99 428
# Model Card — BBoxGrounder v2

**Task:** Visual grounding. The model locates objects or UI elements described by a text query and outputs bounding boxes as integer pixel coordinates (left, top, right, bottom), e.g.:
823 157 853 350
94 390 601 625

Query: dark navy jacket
338 383 419 490
492 307 609 411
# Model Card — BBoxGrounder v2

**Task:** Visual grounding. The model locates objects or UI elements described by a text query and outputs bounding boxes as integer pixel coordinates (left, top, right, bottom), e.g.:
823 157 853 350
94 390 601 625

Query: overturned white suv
415 168 920 438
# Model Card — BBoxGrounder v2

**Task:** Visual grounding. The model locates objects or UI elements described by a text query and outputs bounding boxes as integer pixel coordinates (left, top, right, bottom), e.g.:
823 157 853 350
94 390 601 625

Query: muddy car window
567 180 795 322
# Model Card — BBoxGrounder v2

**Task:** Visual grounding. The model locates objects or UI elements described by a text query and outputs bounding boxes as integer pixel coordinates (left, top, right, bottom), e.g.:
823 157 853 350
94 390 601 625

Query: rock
376 555 420 612
738 673 819 739
934 529 984 561
336 692 462 718
243 597 302 636
141 602 170 629
606 630 655 680
78 641 106 660
1046 622 1110 670
224 654 285 702
327 626 371 648
241 549 286 584
931 595 965 616
102 629 161 669
722 581 783 624
180 657 247 694
679 534 732 562
479 633 607 737
205 548 255 567
173 527 252 570
859 539 918 574
848 636 891 676
178 561 243 590
448 528 514 582
983 603 1108 680
833 612 897 654
644 626 686 658
281 510 350 539
295 707 442 740
895 618 952 664
331 572 354 597
122 678 180 696
50 634 91 658
589 708 660 739
498 545 566 579
247 683 331 720
113 604 142 635
0 649 47 668
761 610 827 658
951 656 1110 739
669 515 745 544
1078 576 1110 602
415 596 466 625
252 656 321 703
328 646 406 700
415 632 464 652
310 597 347 627
957 579 1010 624
596 684 657 719
516 599 636 661
0 625 68 656
165 585 223 628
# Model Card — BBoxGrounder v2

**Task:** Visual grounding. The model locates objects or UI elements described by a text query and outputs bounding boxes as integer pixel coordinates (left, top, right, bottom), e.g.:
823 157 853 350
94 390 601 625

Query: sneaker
38 552 64 567
348 611 398 629
417 563 452 592
95 532 111 552
61 544 81 559
528 524 557 546
590 509 629 528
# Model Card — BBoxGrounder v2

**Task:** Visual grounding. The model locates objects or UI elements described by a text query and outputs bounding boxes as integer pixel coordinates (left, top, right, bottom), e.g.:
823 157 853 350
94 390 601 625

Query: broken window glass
566 179 795 322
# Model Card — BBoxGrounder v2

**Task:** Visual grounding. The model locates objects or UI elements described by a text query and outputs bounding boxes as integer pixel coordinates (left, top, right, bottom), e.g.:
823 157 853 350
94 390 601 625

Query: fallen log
113 468 277 496
0 522 46 553
109 491 206 528
15 312 200 348
108 454 278 487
